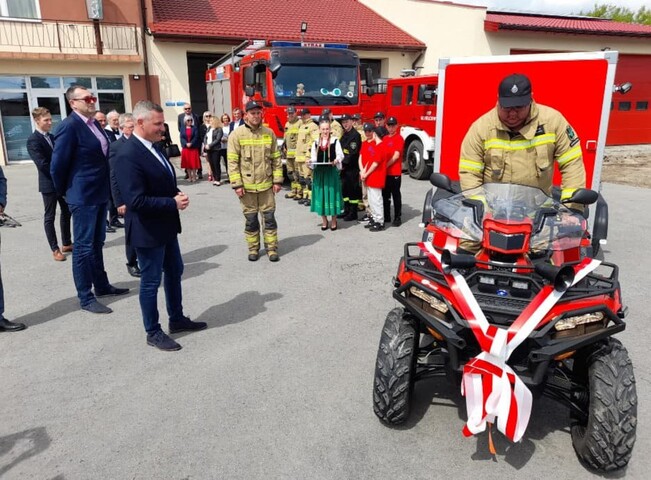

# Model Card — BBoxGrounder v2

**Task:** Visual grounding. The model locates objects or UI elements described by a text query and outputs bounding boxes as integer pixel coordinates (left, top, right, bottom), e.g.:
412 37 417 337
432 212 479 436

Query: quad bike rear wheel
571 338 637 472
373 308 418 425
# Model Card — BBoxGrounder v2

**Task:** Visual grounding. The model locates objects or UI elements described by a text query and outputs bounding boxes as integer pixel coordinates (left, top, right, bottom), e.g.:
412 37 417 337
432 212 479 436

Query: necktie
44 133 53 149
152 144 173 177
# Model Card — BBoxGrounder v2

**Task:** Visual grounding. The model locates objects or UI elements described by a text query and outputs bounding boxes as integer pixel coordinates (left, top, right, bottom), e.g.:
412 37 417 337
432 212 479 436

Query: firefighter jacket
295 119 319 162
340 128 362 172
330 119 344 140
284 118 300 159
459 102 586 201
227 123 282 192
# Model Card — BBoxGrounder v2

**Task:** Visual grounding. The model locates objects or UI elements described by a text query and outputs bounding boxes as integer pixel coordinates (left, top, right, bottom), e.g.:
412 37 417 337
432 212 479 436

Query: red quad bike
372 173 637 472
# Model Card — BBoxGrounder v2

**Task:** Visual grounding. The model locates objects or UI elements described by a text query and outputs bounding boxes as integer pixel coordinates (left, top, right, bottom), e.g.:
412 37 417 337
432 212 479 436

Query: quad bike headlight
409 286 449 314
554 312 604 331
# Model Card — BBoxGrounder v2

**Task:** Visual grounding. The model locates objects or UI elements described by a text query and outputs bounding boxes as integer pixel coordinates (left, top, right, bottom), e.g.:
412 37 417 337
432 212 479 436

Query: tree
579 4 651 25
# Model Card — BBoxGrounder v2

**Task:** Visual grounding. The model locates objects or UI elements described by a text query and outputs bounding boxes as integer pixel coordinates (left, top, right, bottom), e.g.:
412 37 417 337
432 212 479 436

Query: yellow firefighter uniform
284 117 301 198
227 123 283 257
459 101 586 201
295 118 319 203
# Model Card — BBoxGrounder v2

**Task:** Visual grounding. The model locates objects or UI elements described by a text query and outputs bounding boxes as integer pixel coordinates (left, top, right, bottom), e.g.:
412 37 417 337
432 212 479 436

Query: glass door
31 93 67 132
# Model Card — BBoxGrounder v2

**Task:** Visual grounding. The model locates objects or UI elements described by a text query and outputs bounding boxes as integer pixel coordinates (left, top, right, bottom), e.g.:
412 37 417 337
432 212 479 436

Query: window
1 0 39 19
406 85 414 105
97 93 125 114
391 86 403 106
63 77 92 89
0 92 31 161
0 76 26 89
636 101 648 111
30 77 61 89
253 64 267 99
417 84 437 105
618 101 631 111
97 77 123 90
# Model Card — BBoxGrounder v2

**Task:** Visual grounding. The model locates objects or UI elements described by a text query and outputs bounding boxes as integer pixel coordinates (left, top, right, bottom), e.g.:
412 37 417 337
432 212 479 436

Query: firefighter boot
337 201 349 219
344 201 359 221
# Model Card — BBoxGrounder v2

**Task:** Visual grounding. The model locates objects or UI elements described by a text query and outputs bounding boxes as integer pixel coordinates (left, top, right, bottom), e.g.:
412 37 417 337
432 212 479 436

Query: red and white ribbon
418 241 600 442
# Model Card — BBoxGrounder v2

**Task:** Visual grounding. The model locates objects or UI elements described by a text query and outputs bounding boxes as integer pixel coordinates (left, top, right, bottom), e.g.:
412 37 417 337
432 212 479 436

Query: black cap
374 126 388 138
318 114 330 123
363 122 374 131
245 100 262 112
498 74 532 108
386 116 398 125
340 114 352 121
322 108 332 115
287 106 296 114
300 108 311 115
374 111 385 119
352 113 361 121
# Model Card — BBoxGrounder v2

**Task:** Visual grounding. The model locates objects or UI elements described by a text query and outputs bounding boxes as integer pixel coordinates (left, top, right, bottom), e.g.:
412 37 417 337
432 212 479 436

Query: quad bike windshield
431 183 585 253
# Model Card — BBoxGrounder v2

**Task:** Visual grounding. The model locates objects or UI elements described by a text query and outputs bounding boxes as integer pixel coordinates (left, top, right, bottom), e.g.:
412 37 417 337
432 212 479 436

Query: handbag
165 144 181 157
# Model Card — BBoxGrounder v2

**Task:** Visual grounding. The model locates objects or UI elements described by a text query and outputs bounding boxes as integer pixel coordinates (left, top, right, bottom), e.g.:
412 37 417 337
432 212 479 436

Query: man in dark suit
0 165 27 332
26 107 72 262
114 100 206 351
97 110 122 231
109 113 140 278
229 107 245 131
51 85 129 314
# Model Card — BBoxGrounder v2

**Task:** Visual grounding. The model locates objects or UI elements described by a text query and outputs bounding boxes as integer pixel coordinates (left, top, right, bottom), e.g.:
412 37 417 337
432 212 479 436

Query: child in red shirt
360 126 388 231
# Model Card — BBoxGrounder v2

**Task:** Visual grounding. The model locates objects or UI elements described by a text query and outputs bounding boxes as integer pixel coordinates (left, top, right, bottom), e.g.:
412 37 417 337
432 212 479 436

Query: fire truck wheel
571 338 637 472
373 308 418 425
406 140 430 180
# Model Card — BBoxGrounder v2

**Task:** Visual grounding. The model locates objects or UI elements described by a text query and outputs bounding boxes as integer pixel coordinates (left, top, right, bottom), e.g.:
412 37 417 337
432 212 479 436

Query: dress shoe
304 199 311 207
126 263 141 278
297 198 306 205
169 316 207 334
0 318 27 332
147 330 182 351
248 252 259 262
95 285 130 297
110 219 124 229
268 251 280 262
61 244 73 253
106 224 117 233
392 217 402 227
53 249 66 262
81 301 113 314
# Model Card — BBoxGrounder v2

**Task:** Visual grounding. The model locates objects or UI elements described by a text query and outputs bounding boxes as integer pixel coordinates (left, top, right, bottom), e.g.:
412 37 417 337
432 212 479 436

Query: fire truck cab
206 41 364 141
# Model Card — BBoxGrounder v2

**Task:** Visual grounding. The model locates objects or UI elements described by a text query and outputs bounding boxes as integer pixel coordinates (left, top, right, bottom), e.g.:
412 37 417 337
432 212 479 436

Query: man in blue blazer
26 107 72 262
51 85 129 314
114 100 206 351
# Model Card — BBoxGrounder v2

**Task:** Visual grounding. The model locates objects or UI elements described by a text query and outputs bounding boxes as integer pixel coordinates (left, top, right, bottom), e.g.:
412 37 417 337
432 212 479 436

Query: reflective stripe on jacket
459 102 586 201
227 123 282 192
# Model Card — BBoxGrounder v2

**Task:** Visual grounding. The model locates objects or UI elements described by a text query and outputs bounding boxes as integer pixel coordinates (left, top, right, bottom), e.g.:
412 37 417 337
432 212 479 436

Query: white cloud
459 0 649 15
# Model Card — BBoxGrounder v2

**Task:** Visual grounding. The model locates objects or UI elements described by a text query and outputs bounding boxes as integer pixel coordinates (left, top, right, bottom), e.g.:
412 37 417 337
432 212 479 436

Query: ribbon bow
418 242 600 443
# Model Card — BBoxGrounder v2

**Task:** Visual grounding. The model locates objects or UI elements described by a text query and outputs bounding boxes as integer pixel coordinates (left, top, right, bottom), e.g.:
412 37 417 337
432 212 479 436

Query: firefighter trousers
239 188 278 254
286 157 301 196
297 161 312 199
341 169 362 207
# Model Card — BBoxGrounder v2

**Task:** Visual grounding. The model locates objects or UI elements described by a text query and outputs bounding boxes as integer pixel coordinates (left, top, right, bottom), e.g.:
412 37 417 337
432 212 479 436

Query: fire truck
206 40 369 140
362 73 440 180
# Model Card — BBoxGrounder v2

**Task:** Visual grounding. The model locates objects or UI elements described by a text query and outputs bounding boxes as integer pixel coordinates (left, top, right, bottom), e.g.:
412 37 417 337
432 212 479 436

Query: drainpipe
411 48 426 73
139 0 152 100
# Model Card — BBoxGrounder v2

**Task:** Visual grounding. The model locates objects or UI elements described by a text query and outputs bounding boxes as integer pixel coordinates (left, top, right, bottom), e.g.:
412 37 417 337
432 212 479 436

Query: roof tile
151 0 424 49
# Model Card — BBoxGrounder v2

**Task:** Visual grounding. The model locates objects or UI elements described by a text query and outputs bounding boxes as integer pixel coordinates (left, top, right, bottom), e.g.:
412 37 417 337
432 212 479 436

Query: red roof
485 13 651 38
151 0 424 50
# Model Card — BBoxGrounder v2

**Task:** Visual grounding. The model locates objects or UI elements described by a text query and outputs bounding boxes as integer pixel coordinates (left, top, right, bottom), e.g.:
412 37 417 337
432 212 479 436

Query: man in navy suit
26 107 72 262
51 85 129 314
109 113 140 277
114 100 206 351
229 107 245 131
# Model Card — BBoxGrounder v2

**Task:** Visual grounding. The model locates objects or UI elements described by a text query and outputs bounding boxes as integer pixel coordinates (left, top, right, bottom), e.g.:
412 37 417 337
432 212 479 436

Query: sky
458 0 649 15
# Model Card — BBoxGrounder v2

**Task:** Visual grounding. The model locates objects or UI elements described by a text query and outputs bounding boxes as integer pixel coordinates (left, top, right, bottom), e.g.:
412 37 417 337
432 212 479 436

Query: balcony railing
0 18 140 56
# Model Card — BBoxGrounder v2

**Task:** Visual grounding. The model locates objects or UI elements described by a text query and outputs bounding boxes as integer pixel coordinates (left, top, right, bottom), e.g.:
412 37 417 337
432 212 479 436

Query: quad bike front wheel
571 338 637 472
373 308 418 425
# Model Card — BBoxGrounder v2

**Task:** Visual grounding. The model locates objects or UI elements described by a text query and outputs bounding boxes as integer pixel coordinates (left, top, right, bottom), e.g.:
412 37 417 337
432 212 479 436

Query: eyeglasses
184 107 192 111
205 115 212 118
73 96 97 104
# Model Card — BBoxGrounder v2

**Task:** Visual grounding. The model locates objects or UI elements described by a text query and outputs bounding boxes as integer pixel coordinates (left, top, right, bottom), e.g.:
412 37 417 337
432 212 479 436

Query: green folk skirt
310 164 344 216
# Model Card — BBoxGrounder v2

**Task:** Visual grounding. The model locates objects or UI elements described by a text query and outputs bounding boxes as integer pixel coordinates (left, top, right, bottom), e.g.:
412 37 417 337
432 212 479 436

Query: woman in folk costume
180 116 201 182
309 118 344 231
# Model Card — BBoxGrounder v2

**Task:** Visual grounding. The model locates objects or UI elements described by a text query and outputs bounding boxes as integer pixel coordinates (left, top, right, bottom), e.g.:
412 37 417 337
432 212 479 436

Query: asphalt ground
0 161 649 479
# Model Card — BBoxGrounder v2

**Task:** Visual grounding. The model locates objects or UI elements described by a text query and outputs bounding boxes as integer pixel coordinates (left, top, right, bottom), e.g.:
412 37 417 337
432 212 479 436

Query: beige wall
357 49 417 78
359 0 491 74
147 38 232 144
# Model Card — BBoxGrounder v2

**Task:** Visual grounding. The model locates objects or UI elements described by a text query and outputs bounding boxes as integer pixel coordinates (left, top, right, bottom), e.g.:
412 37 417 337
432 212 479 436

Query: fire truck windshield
272 65 359 106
